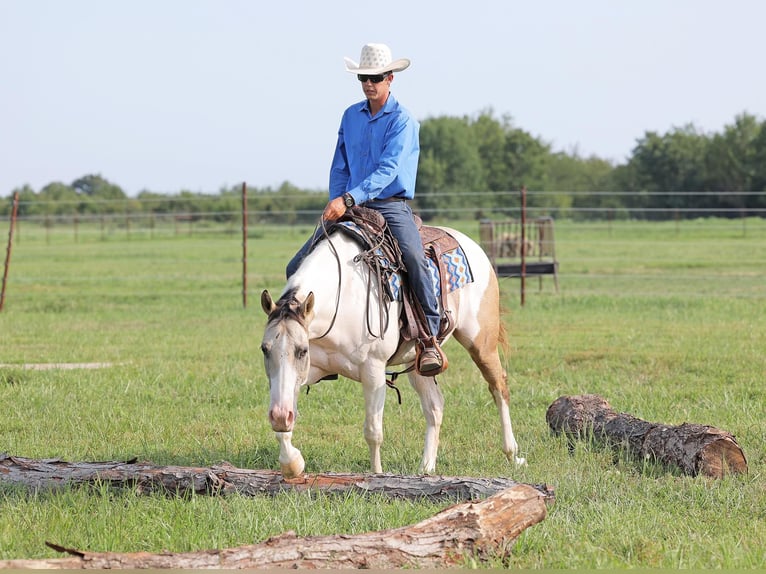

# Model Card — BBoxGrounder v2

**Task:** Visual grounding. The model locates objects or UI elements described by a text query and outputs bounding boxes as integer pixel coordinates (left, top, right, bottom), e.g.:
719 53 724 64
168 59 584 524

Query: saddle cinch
332 205 463 346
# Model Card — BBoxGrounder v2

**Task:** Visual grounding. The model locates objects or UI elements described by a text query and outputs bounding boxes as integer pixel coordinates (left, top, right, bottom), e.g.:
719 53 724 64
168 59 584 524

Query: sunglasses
357 73 390 84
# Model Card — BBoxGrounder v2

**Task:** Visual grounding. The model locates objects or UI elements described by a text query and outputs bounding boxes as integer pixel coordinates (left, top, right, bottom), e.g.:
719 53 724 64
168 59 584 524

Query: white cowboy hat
343 43 410 75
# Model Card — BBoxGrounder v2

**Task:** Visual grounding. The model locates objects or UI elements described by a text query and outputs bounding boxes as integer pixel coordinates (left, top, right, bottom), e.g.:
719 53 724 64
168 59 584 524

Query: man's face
357 72 392 102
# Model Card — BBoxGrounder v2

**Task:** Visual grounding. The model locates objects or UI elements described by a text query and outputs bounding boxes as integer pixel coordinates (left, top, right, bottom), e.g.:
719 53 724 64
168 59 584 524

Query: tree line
4 110 765 223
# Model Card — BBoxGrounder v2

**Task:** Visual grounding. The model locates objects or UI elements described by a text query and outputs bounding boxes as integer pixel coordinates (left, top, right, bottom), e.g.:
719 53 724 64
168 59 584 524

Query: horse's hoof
418 462 436 475
280 454 305 478
515 456 528 466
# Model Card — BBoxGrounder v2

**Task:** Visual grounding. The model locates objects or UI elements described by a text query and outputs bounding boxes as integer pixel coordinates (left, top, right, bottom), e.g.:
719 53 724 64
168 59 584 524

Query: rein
350 209 402 340
385 365 413 404
313 218 342 340
311 209 402 341
301 210 443 406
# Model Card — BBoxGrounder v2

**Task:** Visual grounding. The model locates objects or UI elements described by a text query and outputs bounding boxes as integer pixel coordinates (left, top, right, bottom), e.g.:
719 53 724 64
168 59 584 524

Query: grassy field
1 217 764 568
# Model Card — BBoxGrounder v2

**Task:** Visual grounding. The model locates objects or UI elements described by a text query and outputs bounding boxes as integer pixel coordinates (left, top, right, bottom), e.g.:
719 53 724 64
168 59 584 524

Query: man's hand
322 196 347 222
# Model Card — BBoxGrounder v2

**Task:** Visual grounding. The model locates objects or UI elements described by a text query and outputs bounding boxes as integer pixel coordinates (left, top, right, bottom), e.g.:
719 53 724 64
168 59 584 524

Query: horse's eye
260 343 269 356
296 347 308 361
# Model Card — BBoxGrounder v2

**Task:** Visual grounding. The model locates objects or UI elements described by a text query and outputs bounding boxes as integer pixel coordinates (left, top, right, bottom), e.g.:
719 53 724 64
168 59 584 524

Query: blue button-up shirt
329 94 420 204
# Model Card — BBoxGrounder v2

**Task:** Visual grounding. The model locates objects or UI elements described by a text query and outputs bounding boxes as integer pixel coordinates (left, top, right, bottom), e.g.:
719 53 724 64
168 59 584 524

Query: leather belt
376 196 407 202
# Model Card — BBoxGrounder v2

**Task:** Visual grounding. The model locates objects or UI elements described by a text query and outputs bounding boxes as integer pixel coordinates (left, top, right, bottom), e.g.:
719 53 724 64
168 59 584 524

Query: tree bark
546 394 747 478
0 483 551 569
0 453 550 502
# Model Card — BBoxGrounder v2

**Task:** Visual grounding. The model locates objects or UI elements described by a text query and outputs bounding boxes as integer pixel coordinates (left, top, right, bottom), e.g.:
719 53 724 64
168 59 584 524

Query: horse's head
260 288 315 433
260 288 315 478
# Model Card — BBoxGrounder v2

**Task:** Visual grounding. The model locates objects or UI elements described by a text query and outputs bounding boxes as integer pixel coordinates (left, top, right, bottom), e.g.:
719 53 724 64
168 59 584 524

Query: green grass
0 217 765 568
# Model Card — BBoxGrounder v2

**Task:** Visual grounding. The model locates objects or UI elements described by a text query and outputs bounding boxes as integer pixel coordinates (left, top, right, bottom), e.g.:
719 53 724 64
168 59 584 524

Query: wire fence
5 209 766 244
4 188 766 222
2 191 765 309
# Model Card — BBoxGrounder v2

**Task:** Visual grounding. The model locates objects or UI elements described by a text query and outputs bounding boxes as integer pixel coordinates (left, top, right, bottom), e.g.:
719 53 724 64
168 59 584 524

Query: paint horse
260 216 525 477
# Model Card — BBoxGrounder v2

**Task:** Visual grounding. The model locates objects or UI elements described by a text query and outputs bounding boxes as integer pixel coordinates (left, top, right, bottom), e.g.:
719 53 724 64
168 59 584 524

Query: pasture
1 216 764 568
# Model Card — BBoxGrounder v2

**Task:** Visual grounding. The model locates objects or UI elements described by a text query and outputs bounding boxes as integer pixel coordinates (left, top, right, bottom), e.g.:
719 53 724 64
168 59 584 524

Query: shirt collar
360 93 398 116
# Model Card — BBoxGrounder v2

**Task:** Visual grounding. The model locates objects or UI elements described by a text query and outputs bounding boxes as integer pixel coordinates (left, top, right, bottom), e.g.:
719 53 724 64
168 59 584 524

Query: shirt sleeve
329 124 350 200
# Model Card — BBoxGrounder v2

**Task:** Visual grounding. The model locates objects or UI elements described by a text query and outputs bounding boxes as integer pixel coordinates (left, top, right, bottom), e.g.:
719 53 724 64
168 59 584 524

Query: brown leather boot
416 337 448 376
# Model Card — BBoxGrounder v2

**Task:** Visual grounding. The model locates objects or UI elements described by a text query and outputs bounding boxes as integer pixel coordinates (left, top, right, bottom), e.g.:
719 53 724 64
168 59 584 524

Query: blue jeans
286 200 441 338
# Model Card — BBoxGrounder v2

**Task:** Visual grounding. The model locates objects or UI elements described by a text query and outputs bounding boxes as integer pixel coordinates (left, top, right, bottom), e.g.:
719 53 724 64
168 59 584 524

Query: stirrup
416 337 448 376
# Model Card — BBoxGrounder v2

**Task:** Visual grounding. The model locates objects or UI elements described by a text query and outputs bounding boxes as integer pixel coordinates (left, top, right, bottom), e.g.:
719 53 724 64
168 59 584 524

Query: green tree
418 110 552 219
624 124 709 218
750 120 766 211
39 182 79 216
471 109 511 193
703 113 762 214
469 110 551 214
417 115 486 219
549 151 615 219
71 174 128 215
2 185 37 217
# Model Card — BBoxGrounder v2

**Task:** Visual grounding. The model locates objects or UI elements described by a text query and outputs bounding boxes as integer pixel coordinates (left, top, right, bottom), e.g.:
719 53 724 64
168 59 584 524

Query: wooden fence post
241 182 248 309
1 192 20 312
520 186 527 307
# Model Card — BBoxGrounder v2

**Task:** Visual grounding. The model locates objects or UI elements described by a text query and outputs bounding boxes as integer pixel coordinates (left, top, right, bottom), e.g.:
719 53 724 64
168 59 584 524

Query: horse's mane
267 287 310 328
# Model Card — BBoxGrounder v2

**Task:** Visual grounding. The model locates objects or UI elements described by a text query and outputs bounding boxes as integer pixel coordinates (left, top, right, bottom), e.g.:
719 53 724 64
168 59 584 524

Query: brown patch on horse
496 302 511 358
459 276 511 404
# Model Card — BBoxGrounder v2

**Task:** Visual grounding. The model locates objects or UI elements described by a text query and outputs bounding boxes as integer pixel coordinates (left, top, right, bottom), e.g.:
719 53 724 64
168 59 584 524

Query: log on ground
546 394 747 478
0 453 553 503
0 483 550 569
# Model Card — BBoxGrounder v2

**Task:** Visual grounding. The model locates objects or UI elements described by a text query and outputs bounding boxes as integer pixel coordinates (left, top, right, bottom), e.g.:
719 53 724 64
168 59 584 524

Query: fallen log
546 394 747 478
0 482 550 569
0 453 552 503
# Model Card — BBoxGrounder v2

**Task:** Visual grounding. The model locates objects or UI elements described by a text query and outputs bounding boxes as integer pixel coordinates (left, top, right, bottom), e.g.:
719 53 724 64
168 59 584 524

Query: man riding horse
286 43 447 376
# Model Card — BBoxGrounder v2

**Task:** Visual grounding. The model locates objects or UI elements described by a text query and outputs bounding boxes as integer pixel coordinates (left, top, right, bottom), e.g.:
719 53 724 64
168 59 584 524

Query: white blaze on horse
260 218 525 477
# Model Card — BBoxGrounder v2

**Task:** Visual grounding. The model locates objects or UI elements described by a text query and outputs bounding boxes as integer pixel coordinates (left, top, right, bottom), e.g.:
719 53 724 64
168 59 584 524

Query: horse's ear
261 290 276 315
301 291 315 321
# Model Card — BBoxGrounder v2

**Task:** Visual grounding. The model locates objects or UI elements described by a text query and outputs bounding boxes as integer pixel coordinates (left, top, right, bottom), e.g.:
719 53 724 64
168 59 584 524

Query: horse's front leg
407 371 445 474
275 431 305 478
361 372 388 474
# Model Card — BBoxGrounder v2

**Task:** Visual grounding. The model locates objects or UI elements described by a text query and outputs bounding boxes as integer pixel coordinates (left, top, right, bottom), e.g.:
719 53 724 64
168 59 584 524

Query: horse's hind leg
454 321 526 467
407 371 445 474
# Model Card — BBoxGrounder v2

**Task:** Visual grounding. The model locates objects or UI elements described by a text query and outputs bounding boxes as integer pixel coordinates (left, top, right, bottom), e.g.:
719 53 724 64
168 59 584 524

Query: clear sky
2 0 764 196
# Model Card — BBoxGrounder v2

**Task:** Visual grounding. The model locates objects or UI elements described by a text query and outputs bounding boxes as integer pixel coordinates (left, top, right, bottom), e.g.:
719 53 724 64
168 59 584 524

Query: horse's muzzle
269 405 295 432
